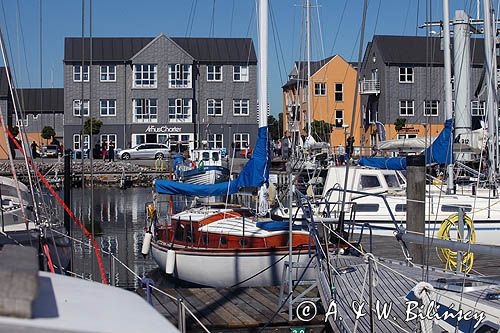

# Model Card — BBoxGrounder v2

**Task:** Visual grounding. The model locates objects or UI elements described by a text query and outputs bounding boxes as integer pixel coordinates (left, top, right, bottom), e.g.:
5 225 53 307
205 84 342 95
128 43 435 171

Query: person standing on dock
101 140 107 161
31 141 39 159
108 141 115 162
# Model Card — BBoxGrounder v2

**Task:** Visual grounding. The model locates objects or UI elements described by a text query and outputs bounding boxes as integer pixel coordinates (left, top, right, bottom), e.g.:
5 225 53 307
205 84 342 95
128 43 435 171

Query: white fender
165 249 176 274
141 232 152 256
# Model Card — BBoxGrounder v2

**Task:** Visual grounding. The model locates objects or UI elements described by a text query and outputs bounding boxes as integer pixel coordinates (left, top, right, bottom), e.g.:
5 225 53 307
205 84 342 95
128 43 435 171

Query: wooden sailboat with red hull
150 206 315 287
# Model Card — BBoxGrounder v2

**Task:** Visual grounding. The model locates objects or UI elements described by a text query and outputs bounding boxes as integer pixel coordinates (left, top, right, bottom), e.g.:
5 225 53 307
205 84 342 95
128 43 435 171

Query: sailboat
146 0 322 288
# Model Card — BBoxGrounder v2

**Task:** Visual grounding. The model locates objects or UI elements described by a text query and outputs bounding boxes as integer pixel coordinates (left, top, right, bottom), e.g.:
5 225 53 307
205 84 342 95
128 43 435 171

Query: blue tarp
255 221 303 231
358 119 452 170
155 127 269 196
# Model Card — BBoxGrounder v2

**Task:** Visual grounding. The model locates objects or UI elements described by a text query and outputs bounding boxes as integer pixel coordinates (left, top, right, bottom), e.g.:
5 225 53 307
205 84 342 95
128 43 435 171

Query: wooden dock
138 286 327 332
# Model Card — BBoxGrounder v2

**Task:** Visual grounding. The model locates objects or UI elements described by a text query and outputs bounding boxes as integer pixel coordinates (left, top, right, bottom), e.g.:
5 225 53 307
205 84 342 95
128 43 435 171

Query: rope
4 127 107 284
42 242 55 273
436 213 476 273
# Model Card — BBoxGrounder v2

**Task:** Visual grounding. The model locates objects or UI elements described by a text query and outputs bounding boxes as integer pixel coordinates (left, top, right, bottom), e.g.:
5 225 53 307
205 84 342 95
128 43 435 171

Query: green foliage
394 118 406 131
268 115 280 140
9 126 19 137
83 118 103 135
41 126 56 140
306 120 333 143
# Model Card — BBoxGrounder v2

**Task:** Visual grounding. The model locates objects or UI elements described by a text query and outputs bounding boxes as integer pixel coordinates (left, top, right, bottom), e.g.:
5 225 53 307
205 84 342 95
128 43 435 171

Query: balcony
360 79 380 95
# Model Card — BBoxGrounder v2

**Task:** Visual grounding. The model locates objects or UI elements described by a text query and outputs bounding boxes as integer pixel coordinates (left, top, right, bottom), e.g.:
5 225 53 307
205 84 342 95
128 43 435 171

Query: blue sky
0 0 489 116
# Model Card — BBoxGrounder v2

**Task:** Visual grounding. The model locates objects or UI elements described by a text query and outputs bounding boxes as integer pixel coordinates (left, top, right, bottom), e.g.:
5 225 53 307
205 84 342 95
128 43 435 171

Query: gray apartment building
63 34 258 156
359 35 493 147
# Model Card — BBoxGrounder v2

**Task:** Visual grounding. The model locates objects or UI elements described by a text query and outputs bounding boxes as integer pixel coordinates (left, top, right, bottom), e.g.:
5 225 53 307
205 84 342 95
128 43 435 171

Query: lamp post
342 124 349 148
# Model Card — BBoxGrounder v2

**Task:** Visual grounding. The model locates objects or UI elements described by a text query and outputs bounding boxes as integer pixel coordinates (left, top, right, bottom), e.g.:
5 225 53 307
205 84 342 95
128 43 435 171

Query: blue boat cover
358 119 452 170
155 127 269 196
255 221 303 231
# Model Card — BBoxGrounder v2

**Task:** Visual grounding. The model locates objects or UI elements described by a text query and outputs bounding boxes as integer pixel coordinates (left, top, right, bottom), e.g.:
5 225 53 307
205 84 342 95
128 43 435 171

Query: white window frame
399 67 414 83
131 134 146 147
424 100 439 116
207 65 223 82
208 133 223 149
100 134 117 149
73 134 90 150
207 99 223 116
399 100 415 116
169 134 193 152
334 83 343 101
335 110 344 128
233 65 249 82
168 64 192 88
471 100 485 116
168 98 192 123
100 99 116 117
133 98 158 123
233 133 250 149
314 82 326 96
233 99 249 116
133 64 157 88
73 99 89 117
73 65 89 82
100 65 116 82
397 133 418 139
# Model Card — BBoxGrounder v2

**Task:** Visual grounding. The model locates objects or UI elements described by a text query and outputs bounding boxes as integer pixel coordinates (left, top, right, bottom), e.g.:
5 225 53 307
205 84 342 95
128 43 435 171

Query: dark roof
64 36 257 63
0 67 9 98
372 35 493 65
16 88 64 114
282 56 335 89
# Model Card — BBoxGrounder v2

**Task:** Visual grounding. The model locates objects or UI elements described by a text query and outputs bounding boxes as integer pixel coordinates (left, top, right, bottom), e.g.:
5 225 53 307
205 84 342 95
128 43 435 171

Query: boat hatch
441 204 472 212
334 266 356 275
434 278 497 293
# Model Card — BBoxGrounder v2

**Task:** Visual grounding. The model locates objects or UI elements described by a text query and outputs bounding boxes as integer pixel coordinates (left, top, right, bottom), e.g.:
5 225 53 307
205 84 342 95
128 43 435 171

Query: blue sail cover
358 119 452 170
155 127 269 196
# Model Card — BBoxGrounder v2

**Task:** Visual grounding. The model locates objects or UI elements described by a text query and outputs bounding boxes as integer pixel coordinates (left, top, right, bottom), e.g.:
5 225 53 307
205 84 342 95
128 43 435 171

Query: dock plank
203 288 259 326
166 288 216 327
218 288 275 323
194 288 243 327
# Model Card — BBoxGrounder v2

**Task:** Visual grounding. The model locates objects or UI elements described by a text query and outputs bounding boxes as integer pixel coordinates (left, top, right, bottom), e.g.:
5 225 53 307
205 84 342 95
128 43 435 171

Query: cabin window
474 323 499 333
174 223 185 241
441 205 472 212
384 174 400 188
239 238 248 247
202 152 210 161
358 175 381 190
220 236 228 246
356 204 379 212
395 204 406 212
212 152 220 161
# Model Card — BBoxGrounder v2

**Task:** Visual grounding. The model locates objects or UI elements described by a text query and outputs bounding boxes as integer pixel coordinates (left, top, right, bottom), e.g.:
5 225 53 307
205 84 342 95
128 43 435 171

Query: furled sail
155 127 269 196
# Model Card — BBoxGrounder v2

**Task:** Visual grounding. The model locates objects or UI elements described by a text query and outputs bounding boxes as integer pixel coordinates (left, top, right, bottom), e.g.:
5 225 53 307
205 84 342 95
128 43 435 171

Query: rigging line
245 0 256 37
314 0 325 62
15 0 31 87
209 0 216 37
329 0 348 55
372 0 382 36
415 0 420 36
185 0 195 37
269 2 284 83
229 0 235 37
402 0 412 35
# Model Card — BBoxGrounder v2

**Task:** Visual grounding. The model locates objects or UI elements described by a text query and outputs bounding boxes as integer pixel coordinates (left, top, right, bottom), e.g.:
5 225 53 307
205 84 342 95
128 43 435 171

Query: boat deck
138 285 326 332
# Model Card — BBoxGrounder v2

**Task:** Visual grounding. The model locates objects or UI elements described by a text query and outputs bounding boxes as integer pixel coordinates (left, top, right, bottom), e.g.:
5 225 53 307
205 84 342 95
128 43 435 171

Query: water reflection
69 187 158 288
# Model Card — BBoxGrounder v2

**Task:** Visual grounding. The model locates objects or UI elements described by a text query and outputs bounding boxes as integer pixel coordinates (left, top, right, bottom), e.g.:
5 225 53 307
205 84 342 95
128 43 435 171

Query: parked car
41 145 59 158
117 144 170 160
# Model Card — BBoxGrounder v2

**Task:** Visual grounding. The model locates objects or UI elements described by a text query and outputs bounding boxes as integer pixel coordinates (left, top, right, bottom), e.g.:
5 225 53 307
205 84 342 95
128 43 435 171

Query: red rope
3 127 108 284
43 243 55 273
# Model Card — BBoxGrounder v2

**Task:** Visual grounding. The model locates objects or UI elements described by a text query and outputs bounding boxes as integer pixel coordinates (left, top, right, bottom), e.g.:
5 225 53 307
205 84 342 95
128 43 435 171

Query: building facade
282 55 363 153
63 34 258 156
359 35 490 152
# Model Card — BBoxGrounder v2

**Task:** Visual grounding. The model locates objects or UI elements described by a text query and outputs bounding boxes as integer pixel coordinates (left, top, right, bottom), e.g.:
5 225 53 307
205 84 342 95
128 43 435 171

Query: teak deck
139 285 327 332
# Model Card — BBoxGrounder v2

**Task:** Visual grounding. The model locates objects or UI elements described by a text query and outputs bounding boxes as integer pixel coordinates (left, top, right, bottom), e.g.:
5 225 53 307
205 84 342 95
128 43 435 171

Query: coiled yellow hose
436 213 476 273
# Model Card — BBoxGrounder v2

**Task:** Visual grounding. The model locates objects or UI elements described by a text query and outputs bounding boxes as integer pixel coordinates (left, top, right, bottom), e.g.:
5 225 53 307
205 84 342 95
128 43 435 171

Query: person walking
101 140 107 161
337 144 345 165
281 131 290 160
107 141 115 162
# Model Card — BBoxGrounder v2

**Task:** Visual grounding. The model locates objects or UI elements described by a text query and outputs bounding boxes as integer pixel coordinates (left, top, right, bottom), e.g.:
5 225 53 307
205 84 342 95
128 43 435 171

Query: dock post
178 298 186 333
456 208 464 273
63 149 73 271
406 155 425 265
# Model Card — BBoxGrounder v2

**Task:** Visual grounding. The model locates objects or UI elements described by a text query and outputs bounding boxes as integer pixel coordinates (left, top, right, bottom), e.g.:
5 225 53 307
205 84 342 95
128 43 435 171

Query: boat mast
483 0 498 185
306 0 312 139
258 0 268 129
442 0 455 193
453 10 473 162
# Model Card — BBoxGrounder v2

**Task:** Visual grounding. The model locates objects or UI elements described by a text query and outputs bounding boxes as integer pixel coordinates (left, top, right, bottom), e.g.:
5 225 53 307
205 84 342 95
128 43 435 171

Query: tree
268 115 279 140
394 118 406 132
83 118 103 135
307 120 333 143
41 126 56 140
277 112 283 139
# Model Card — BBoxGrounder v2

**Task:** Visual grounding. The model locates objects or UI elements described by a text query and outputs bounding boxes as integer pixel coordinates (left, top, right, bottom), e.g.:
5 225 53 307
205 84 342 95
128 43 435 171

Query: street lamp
342 124 349 147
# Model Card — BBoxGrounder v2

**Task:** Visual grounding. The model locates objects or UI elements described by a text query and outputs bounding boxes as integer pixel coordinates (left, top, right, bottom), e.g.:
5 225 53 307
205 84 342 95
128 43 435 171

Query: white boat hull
151 243 315 287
